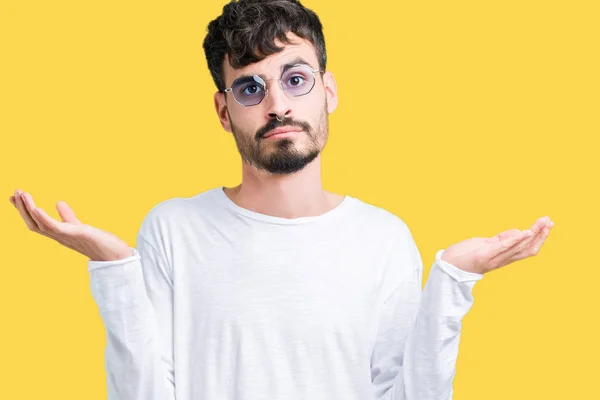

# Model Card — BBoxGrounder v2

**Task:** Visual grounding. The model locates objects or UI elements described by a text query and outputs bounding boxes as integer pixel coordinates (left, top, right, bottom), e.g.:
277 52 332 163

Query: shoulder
137 187 222 243
349 195 413 239
350 196 422 278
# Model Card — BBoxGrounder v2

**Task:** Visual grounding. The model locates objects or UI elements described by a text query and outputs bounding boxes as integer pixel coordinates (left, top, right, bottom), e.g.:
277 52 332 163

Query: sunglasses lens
232 76 266 106
228 65 318 106
281 65 315 96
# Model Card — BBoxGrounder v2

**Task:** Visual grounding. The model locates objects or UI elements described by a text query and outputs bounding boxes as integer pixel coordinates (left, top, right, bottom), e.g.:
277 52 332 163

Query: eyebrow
232 57 315 83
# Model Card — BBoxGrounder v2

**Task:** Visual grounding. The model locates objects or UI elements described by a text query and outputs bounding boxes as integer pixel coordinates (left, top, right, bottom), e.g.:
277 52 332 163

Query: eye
241 84 263 95
287 75 306 87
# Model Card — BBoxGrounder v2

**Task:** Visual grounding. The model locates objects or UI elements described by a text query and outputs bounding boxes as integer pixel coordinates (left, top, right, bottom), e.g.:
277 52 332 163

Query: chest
173 230 384 341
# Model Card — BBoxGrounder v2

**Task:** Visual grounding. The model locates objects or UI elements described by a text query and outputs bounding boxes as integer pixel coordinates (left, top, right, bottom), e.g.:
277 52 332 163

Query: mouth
264 128 303 139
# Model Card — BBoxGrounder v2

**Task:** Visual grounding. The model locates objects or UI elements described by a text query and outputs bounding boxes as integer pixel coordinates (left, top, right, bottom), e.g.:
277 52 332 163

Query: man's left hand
441 216 554 274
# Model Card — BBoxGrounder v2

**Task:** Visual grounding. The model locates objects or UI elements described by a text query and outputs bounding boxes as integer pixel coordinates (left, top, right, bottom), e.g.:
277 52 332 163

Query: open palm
10 189 132 261
441 216 554 274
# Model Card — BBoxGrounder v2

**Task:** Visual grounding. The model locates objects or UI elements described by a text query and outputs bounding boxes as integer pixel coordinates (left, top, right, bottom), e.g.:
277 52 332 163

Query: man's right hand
10 189 133 262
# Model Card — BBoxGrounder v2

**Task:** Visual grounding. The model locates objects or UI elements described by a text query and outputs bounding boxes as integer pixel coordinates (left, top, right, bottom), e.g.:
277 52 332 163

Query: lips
264 127 303 138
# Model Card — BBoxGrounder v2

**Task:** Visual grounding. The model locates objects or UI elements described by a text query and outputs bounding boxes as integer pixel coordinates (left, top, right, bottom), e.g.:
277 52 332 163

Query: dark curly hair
202 0 327 92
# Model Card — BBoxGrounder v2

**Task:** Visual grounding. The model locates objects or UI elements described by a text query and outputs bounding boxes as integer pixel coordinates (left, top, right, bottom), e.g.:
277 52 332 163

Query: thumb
56 201 82 225
484 228 521 244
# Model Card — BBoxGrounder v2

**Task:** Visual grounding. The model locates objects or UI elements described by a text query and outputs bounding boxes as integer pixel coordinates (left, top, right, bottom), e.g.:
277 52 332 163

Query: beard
228 103 328 175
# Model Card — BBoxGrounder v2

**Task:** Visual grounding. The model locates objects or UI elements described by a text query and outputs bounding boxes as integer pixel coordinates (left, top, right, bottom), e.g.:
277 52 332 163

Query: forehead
223 33 319 85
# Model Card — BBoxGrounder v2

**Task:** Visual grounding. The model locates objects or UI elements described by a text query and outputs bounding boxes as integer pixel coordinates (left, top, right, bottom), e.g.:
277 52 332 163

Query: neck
224 154 342 219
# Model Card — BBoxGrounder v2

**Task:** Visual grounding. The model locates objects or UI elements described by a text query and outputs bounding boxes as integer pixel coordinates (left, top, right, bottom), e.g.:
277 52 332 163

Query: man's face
214 33 338 175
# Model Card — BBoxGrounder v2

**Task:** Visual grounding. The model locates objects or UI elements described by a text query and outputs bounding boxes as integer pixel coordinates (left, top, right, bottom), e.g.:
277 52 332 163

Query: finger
530 217 545 234
503 228 538 259
34 207 78 236
531 216 551 234
9 195 16 206
484 229 520 245
489 217 548 245
509 218 547 253
490 217 549 253
503 249 529 264
529 225 552 255
14 190 38 231
517 218 553 254
56 200 81 224
20 192 43 231
505 224 553 263
490 230 532 259
486 230 533 269
495 229 521 242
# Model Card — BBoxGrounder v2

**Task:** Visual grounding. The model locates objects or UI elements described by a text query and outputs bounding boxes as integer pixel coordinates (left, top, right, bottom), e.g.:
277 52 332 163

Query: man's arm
371 215 553 400
370 229 483 400
88 233 175 400
8 189 176 398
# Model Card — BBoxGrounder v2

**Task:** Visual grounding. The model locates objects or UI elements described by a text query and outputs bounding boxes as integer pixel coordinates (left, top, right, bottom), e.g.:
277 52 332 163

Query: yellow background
1 0 598 398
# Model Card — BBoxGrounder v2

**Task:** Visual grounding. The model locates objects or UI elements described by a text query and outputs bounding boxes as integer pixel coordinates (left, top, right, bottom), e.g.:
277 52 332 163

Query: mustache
256 117 312 139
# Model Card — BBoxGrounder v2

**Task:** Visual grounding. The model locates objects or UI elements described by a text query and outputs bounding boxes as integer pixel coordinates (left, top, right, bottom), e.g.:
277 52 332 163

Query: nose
264 79 292 121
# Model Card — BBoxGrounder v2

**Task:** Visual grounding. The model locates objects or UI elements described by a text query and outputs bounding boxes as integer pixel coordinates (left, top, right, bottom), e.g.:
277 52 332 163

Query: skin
441 217 554 274
9 32 554 270
213 32 343 219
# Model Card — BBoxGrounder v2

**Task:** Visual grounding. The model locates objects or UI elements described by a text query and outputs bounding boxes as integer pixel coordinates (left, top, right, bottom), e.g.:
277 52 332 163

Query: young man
11 1 553 399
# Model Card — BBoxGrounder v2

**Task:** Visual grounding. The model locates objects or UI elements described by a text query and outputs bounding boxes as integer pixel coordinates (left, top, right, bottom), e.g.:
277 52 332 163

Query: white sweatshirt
88 187 483 400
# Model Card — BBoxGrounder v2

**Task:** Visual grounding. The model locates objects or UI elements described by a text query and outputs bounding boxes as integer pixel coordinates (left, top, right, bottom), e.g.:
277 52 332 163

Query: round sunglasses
222 64 325 107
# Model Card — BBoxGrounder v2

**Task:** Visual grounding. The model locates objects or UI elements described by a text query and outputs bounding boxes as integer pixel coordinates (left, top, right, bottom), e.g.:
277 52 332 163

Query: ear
322 71 338 114
214 91 232 133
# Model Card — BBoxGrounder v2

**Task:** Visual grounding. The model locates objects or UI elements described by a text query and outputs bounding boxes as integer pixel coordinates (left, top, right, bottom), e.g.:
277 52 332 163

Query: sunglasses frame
222 64 325 107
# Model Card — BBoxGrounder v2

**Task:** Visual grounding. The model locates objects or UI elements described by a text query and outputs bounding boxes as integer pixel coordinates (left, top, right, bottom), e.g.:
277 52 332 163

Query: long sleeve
88 233 175 400
371 231 483 400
